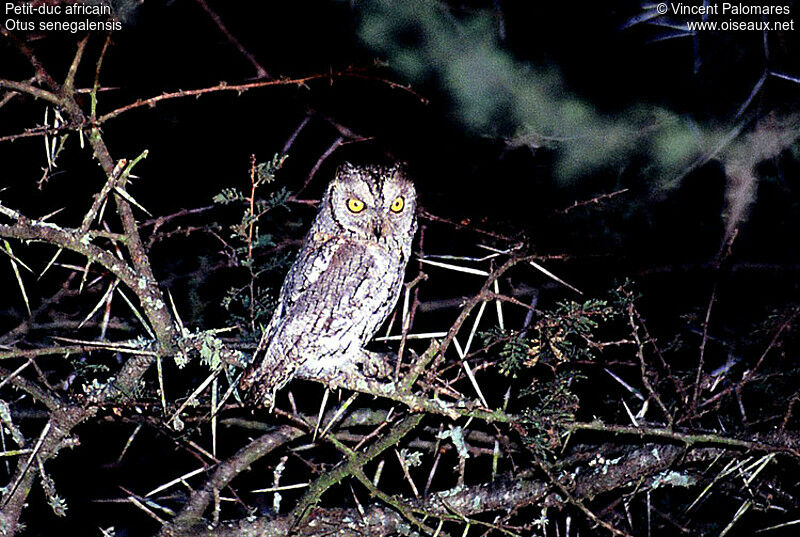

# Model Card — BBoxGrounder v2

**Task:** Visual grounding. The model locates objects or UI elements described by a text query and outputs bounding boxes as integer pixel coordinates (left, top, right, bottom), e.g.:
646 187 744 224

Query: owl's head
322 162 417 246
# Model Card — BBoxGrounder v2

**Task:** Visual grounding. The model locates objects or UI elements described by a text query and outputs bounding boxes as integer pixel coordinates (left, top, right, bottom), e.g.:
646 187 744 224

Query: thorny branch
2 24 800 537
157 444 725 537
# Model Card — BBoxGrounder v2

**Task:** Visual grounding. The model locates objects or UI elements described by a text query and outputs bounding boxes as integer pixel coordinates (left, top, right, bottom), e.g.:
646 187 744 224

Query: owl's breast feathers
273 234 394 345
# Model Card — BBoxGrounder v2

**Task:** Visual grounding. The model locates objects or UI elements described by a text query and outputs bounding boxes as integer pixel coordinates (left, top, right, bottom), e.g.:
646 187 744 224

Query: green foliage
478 294 624 456
436 425 470 459
68 358 113 397
609 279 640 307
197 331 225 368
221 285 280 338
212 154 288 207
482 298 617 377
69 358 110 377
518 371 582 457
174 328 247 369
481 327 531 378
212 153 296 339
256 154 286 184
212 187 244 205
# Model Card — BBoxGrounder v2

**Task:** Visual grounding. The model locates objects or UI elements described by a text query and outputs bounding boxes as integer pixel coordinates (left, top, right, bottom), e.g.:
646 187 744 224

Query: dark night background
3 0 798 295
2 0 800 535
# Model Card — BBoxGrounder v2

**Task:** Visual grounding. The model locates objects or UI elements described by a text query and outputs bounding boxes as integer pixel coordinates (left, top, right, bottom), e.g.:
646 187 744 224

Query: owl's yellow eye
347 198 365 213
390 196 405 213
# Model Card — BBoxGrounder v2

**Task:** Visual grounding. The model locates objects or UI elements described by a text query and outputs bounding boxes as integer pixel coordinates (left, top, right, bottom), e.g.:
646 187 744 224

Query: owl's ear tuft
385 162 405 180
337 162 358 176
392 161 409 173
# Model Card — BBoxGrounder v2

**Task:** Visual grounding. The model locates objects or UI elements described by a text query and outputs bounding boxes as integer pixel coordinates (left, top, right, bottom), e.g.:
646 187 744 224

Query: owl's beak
372 218 388 241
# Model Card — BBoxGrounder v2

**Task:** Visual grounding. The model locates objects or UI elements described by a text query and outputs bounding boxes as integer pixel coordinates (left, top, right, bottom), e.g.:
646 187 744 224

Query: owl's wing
253 234 341 347
278 235 348 315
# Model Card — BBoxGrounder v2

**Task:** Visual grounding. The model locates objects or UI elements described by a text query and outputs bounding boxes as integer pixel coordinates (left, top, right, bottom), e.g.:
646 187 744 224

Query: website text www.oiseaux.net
659 3 795 31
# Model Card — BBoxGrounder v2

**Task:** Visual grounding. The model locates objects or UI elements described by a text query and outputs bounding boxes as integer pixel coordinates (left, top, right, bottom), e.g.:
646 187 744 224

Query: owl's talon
359 352 394 380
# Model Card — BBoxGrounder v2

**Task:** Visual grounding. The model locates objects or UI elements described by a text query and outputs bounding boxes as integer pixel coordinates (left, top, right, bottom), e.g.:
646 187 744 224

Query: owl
240 162 417 407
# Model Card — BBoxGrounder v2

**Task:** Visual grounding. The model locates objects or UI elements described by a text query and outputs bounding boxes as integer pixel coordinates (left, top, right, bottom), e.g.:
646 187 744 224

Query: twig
0 78 64 107
95 69 366 124
691 285 717 411
626 302 673 427
535 460 632 537
404 255 537 392
297 135 344 195
193 0 270 79
419 208 522 243
554 188 629 215
289 413 423 526
282 113 312 154
569 421 800 458
159 426 303 536
0 29 60 91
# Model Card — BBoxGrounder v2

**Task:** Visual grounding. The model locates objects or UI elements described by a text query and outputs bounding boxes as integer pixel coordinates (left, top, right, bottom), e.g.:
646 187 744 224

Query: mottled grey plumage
241 163 417 406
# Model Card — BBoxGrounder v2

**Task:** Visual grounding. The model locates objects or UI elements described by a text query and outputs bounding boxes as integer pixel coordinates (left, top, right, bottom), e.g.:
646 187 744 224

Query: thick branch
0 405 93 536
0 79 64 107
169 444 722 537
159 426 303 536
